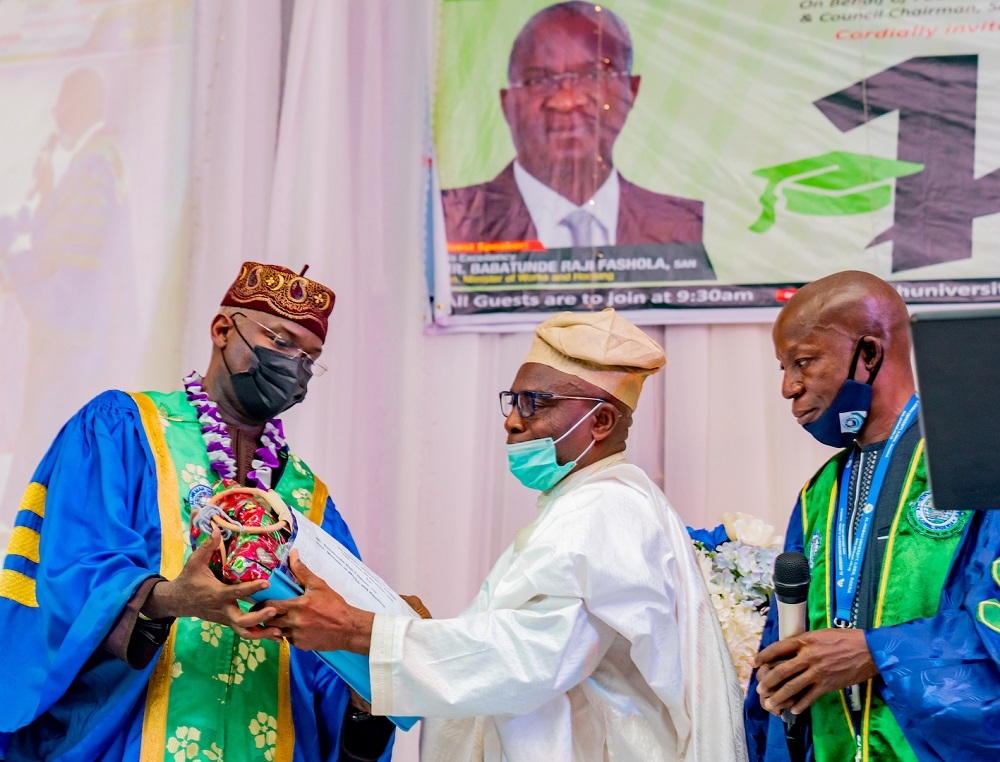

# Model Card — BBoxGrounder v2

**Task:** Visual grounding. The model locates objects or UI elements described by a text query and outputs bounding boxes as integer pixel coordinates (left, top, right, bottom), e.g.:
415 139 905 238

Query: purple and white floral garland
183 371 286 490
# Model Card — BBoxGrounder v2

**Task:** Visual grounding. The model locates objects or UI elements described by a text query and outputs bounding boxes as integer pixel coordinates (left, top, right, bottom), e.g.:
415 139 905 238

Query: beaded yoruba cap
220 262 335 342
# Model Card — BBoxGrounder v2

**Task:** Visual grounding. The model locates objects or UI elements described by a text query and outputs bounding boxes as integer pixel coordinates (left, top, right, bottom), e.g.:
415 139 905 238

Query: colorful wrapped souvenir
189 479 296 583
190 479 419 730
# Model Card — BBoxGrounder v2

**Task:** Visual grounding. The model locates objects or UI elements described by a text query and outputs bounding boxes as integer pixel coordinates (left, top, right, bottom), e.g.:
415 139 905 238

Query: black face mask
226 325 313 420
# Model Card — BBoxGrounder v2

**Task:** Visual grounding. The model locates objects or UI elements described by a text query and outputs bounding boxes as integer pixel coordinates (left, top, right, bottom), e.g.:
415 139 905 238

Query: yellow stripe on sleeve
7 526 41 563
0 569 37 607
0 483 47 607
19 482 46 518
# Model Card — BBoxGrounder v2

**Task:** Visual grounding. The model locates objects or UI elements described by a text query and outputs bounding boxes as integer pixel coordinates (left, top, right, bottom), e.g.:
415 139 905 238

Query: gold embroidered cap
524 308 665 409
220 262 335 342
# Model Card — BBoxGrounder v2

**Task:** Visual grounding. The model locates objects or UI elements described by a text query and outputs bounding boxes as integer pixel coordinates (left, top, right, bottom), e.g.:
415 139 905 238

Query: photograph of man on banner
443 1 706 252
437 1 716 318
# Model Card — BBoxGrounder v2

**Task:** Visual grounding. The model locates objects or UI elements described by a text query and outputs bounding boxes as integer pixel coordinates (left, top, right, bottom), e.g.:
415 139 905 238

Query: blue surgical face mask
802 339 882 448
506 402 605 492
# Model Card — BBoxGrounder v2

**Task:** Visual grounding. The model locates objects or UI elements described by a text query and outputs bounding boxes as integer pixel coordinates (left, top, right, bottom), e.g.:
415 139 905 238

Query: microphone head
773 551 811 604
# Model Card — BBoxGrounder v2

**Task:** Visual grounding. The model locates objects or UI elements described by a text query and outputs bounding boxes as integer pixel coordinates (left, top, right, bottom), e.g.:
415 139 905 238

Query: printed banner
428 0 1000 327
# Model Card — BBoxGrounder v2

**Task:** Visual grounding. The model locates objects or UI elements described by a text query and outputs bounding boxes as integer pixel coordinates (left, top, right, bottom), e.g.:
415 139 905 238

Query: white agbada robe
369 454 747 761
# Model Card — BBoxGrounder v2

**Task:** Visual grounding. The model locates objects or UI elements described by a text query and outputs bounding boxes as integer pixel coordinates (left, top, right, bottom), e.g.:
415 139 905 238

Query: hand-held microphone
774 551 810 640
772 550 811 761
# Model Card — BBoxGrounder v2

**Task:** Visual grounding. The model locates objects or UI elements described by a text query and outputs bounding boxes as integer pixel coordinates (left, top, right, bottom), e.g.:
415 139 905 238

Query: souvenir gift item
190 479 297 583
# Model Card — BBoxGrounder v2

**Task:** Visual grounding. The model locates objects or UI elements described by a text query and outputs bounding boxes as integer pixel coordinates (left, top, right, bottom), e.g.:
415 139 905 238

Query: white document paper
289 507 418 619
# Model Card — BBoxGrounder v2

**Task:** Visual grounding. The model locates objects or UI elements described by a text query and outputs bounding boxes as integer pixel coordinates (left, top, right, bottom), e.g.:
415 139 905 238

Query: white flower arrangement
694 512 783 691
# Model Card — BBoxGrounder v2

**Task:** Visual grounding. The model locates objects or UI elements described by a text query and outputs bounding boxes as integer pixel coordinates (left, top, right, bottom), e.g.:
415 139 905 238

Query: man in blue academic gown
745 271 1000 761
0 262 397 762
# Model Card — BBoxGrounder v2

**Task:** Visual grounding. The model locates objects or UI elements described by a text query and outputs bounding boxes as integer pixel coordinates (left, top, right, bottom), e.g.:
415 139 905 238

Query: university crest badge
907 491 970 539
187 483 213 510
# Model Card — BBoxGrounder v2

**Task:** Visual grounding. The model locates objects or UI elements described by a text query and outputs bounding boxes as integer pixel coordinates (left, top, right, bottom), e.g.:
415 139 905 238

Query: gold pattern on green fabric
219 640 270 686
166 726 203 762
181 463 209 487
289 452 308 477
286 454 315 519
249 712 279 759
798 442 964 762
143 391 320 762
978 558 1000 635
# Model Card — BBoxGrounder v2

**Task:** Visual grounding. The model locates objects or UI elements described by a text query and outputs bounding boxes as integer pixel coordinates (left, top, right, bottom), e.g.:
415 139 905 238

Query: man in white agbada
257 309 747 761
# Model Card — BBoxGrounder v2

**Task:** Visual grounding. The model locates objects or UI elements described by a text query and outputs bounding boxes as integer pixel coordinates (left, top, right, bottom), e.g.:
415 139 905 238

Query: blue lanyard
833 394 919 627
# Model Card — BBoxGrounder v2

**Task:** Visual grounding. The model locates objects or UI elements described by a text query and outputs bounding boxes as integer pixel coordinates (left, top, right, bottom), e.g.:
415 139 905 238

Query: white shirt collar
512 161 620 248
543 452 629 502
513 452 629 553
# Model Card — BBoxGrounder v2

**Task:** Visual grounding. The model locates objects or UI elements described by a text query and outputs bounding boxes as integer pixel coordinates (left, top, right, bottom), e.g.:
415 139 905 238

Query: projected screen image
0 0 194 526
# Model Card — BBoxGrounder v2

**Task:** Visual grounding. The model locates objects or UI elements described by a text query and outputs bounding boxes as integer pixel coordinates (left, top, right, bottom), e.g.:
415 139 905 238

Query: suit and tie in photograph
440 2 716 289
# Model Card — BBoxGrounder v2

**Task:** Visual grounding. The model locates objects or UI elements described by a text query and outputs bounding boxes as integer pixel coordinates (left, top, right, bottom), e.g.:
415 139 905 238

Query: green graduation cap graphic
750 151 924 233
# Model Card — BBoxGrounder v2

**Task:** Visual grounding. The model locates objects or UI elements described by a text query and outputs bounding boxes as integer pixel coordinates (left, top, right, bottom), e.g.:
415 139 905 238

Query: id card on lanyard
833 394 918 751
833 394 919 628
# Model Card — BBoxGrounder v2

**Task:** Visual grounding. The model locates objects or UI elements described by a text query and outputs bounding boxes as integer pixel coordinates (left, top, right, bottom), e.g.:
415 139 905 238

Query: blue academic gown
742 500 1000 762
0 391 394 762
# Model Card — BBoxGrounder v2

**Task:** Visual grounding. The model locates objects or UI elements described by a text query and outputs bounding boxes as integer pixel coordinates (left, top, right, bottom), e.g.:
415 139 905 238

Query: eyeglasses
232 312 328 377
499 390 609 418
507 68 631 97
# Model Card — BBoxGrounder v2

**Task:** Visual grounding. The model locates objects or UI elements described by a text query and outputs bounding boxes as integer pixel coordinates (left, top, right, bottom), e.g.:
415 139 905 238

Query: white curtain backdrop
0 1 833 759
265 2 830 756
265 0 831 606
